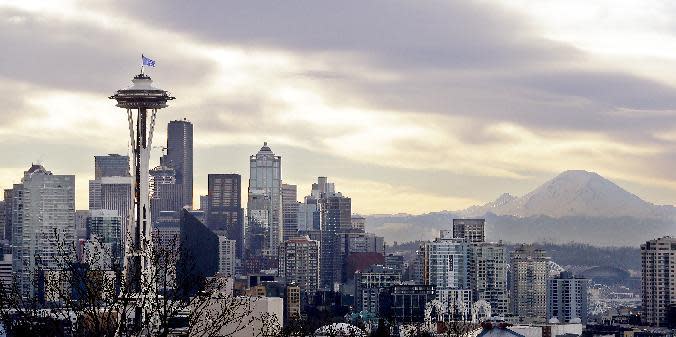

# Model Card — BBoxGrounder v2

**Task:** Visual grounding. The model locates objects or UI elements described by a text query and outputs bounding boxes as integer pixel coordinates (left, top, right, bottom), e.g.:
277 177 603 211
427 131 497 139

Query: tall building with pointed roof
247 142 283 265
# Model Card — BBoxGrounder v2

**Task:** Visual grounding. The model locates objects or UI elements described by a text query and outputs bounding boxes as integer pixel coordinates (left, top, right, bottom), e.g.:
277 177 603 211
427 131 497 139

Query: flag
142 54 156 67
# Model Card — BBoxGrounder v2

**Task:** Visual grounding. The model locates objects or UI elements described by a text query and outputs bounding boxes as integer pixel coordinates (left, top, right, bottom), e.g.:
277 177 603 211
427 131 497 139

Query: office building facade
86 209 123 265
94 154 130 179
89 176 132 227
12 165 75 295
319 192 351 289
281 183 298 242
217 236 237 277
247 143 282 260
207 174 244 258
162 119 193 208
149 165 183 223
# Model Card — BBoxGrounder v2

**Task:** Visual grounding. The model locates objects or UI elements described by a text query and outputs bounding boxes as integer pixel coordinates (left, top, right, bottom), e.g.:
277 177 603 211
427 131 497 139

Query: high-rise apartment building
278 236 320 295
12 165 75 294
641 236 676 327
162 119 193 208
282 183 299 242
470 242 508 316
94 154 130 179
453 219 485 244
420 231 470 288
510 244 550 323
247 143 282 260
207 174 244 258
547 271 589 324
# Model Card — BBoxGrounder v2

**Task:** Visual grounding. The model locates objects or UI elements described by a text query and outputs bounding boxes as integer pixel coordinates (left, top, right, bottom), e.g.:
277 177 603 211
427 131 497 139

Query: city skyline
2 2 675 334
4 1 676 215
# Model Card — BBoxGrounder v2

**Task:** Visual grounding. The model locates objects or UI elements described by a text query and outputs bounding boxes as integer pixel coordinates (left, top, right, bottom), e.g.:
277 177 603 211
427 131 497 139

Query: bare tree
0 228 267 337
440 294 479 337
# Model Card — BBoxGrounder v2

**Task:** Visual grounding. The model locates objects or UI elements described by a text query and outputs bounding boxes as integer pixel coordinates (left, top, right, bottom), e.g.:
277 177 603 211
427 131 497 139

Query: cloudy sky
2 0 676 214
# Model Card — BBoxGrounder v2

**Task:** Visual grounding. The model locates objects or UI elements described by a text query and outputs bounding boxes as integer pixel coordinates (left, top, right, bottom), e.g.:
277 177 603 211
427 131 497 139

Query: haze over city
4 1 676 214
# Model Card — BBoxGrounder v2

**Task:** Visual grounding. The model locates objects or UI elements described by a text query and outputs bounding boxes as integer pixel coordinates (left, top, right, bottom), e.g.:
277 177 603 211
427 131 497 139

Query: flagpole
141 54 144 75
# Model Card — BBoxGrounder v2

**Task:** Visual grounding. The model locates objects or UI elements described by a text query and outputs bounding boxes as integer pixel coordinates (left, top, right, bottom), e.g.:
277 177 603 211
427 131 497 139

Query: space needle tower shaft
110 73 175 332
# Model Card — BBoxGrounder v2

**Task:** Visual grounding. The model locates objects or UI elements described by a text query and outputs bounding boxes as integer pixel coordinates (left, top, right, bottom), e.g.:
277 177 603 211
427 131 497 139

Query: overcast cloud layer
2 0 676 214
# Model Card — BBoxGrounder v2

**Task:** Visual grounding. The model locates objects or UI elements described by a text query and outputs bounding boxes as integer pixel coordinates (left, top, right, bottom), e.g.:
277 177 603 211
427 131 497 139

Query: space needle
109 63 175 332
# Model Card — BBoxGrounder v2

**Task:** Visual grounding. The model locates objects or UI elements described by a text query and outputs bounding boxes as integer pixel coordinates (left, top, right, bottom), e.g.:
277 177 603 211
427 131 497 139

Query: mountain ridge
458 170 674 218
364 170 676 246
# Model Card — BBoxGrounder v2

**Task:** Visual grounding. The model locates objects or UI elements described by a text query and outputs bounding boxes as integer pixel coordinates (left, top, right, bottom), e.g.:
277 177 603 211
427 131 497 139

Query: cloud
1 0 676 213
0 7 217 94
89 0 676 146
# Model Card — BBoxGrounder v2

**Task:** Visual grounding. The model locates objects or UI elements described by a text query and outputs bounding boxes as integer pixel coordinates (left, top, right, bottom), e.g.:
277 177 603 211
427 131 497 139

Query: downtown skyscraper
161 119 193 208
94 154 130 179
310 177 353 290
149 165 183 222
11 165 75 294
89 154 132 229
89 176 132 229
282 183 299 242
206 174 244 259
246 143 282 265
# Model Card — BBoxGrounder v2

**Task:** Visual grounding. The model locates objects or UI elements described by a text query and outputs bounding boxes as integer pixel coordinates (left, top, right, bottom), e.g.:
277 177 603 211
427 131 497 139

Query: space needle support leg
148 108 157 151
125 108 135 275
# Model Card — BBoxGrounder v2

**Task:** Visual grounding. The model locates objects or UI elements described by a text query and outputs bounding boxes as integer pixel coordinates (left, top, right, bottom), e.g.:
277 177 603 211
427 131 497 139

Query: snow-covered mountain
459 170 674 218
365 170 676 246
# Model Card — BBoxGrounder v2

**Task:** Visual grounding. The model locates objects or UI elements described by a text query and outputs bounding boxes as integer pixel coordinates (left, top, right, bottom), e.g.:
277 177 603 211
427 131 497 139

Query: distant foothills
366 170 676 246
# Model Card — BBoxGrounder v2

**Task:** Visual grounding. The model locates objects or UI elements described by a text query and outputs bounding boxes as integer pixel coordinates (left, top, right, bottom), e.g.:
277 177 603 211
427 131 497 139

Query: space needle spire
109 70 175 332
